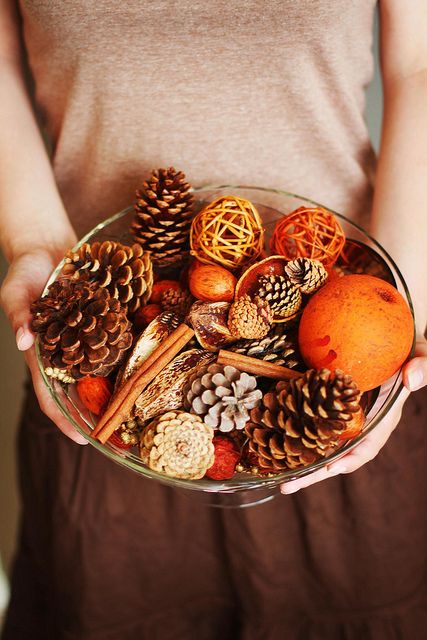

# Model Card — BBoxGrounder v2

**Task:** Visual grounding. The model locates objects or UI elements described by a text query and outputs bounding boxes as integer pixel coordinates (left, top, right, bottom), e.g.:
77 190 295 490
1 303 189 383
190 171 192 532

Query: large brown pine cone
62 240 153 313
31 279 132 380
132 167 194 267
246 369 361 472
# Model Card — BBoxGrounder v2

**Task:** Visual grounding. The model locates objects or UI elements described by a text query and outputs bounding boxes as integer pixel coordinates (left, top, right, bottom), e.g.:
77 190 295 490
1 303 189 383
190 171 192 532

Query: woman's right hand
1 248 88 444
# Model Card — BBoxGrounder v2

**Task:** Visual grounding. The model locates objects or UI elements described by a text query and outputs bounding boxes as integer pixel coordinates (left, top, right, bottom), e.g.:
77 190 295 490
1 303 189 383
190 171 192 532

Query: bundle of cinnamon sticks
93 324 194 444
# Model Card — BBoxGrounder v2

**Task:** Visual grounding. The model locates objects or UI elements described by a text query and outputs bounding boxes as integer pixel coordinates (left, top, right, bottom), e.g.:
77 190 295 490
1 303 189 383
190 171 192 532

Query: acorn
189 264 236 303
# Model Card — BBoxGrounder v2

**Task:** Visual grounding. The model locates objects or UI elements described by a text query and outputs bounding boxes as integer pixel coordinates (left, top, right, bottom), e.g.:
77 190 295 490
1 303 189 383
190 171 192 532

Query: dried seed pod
134 349 215 422
187 300 237 352
116 312 180 388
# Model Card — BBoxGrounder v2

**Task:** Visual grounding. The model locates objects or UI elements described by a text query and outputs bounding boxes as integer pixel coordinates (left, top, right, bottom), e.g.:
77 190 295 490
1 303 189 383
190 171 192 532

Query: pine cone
229 324 302 369
31 280 132 379
185 363 262 432
257 275 302 318
62 241 153 313
246 369 361 472
228 295 273 339
139 411 215 480
132 167 194 267
161 287 193 317
284 257 328 294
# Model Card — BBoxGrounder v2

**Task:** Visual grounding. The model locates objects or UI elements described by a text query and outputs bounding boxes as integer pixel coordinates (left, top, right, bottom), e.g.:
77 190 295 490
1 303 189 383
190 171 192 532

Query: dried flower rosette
139 411 215 480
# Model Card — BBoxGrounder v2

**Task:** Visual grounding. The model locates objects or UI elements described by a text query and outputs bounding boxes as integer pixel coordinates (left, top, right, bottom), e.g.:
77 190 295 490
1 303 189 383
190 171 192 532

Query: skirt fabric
2 384 427 640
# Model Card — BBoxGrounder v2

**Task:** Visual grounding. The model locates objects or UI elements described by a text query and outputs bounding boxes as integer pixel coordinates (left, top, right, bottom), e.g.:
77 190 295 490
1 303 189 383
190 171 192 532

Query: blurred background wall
0 11 383 628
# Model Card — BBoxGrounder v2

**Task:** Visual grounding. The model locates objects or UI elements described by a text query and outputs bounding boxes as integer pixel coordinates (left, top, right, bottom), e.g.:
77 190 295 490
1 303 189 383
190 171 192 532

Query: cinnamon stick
93 324 194 444
217 350 302 381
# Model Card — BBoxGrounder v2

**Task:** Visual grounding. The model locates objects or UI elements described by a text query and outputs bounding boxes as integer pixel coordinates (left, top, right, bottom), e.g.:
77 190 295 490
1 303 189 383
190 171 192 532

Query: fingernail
328 464 347 476
74 433 88 445
16 327 34 351
281 485 300 495
407 368 424 392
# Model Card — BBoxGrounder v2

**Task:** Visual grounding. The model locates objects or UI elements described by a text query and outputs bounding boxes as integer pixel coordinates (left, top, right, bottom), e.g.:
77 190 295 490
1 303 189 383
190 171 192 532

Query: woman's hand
1 249 88 444
280 336 427 494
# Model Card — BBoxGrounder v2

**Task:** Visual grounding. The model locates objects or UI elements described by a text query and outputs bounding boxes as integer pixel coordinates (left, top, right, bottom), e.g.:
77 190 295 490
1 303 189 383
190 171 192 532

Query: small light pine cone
161 287 194 317
228 295 273 339
284 257 328 294
257 275 302 318
139 411 215 480
62 240 153 313
185 364 262 432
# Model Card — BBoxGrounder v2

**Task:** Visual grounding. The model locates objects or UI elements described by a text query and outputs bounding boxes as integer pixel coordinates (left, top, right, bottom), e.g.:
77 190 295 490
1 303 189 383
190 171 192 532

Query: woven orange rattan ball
270 206 345 268
190 196 264 270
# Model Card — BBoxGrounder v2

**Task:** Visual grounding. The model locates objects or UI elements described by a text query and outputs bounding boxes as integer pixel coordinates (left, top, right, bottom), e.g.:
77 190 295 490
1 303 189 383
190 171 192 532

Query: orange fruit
298 274 414 391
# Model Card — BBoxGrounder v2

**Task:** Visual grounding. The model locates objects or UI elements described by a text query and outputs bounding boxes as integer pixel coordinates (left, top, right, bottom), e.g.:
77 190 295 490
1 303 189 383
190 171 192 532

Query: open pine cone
257 275 302 318
132 167 194 267
229 324 302 368
62 240 153 313
185 363 262 432
284 257 328 294
246 368 361 471
31 280 132 380
139 411 215 480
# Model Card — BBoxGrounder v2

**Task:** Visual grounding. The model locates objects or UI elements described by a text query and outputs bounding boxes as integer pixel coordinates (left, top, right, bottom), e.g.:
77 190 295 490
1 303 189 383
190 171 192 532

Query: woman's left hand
280 335 427 495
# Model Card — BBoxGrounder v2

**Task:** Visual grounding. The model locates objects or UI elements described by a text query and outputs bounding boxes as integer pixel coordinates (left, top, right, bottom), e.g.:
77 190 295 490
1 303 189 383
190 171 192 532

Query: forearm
371 71 427 332
0 58 76 263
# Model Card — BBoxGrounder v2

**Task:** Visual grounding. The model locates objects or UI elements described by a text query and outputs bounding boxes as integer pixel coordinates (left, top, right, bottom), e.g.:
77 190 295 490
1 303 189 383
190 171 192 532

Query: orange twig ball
270 206 345 268
190 196 264 270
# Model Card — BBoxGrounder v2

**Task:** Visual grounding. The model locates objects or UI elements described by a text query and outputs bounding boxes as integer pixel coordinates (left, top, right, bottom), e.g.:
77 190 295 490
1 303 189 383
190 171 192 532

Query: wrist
2 226 77 265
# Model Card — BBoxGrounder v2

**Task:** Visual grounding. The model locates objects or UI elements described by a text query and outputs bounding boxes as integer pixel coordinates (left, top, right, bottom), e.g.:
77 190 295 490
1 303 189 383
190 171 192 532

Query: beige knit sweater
19 0 377 237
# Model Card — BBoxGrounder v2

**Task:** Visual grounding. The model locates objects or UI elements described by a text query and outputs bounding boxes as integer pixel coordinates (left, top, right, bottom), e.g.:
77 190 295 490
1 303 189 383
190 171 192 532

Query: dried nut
187 300 237 352
189 264 236 303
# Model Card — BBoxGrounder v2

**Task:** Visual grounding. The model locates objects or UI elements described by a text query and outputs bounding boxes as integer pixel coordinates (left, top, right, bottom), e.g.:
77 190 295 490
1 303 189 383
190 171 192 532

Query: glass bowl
35 186 415 507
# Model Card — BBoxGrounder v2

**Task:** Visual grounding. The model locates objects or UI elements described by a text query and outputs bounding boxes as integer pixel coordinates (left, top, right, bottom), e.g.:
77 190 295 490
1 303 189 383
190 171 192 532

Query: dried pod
116 312 180 388
134 349 215 422
187 300 237 352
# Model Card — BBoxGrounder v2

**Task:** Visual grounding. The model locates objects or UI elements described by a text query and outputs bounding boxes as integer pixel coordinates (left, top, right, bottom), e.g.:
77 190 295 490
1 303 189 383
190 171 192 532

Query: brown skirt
2 384 427 640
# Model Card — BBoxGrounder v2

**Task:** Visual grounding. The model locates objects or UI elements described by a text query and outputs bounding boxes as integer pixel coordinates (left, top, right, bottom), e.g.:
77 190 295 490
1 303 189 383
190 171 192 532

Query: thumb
0 252 54 351
1 271 35 351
